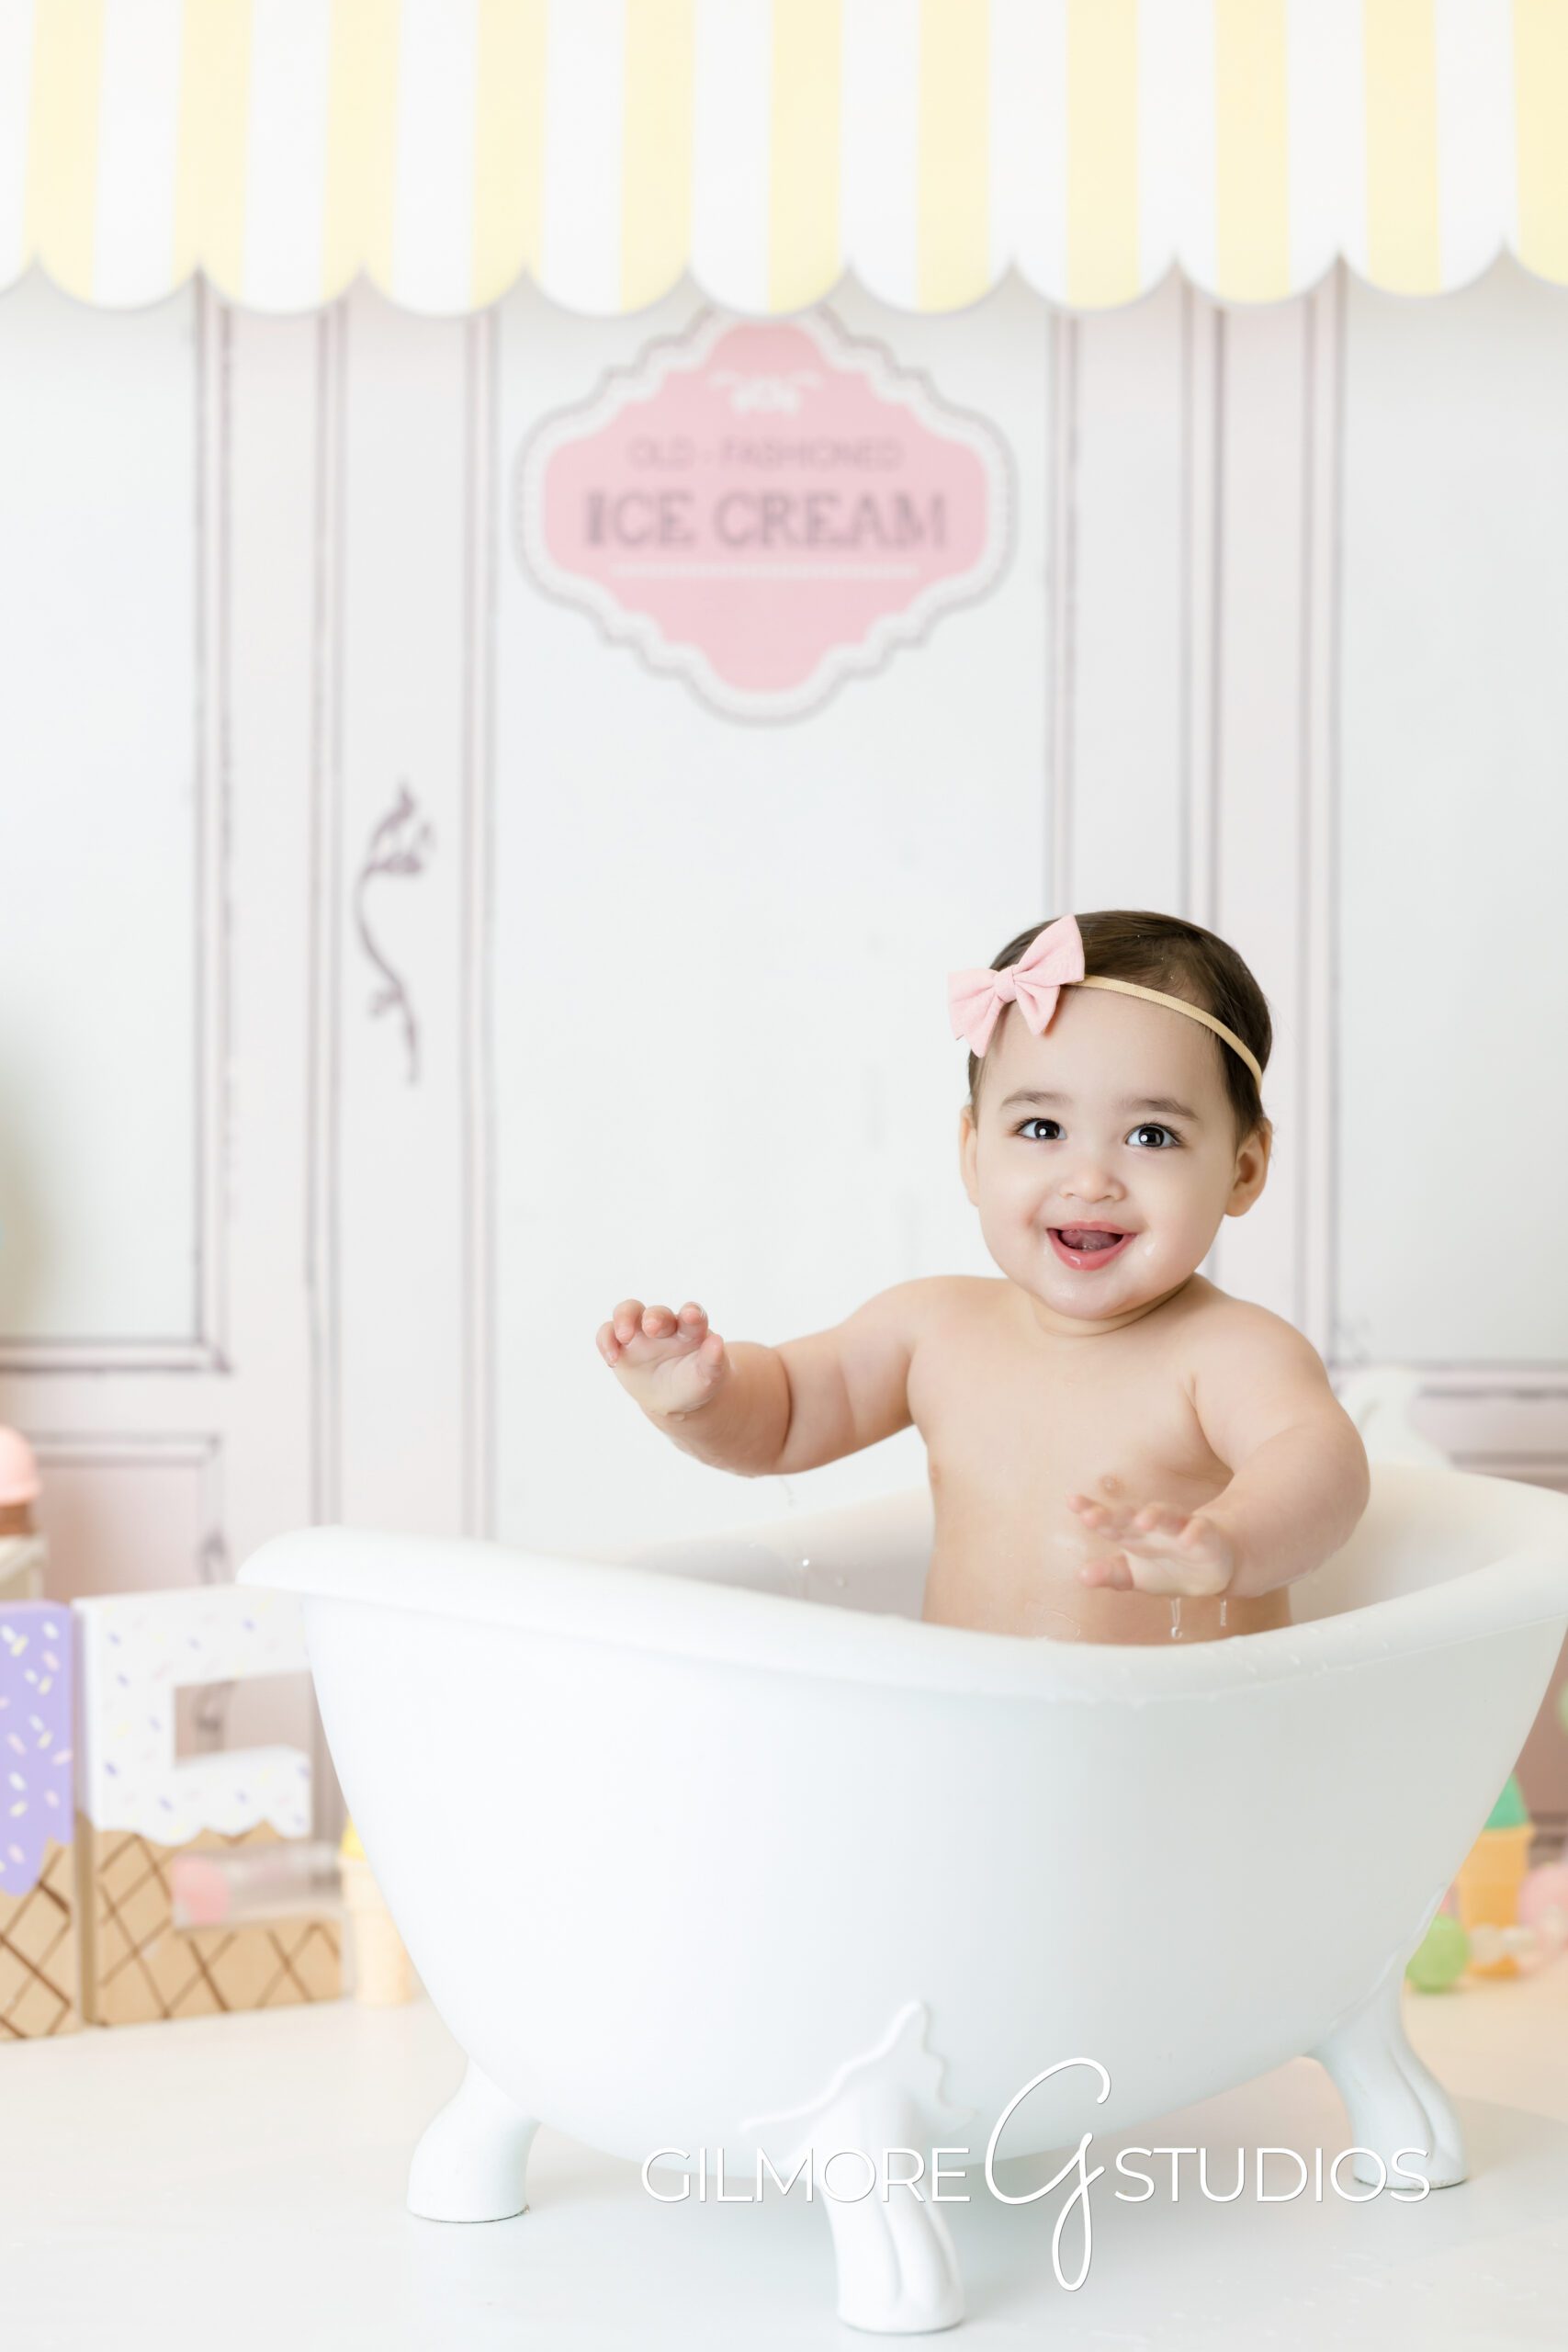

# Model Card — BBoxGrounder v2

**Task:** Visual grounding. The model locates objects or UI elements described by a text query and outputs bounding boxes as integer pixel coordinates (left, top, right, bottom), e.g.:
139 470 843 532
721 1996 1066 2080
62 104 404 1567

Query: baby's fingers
1128 1501 1185 1536
1067 1494 1133 1538
1077 1554 1134 1591
604 1298 710 1361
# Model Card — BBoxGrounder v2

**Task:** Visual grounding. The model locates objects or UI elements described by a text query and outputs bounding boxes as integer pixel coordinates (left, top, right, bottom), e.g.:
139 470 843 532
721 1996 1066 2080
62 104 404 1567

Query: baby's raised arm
596 1286 919 1479
1073 1306 1371 1600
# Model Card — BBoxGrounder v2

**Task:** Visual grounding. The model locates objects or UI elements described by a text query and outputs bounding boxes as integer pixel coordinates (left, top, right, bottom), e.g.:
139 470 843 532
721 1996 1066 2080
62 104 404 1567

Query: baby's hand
1066 1495 1235 1599
596 1298 730 1419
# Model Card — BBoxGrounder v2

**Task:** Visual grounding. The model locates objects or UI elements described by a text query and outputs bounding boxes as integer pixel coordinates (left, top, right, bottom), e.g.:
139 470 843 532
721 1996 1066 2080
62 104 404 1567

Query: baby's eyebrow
999 1088 1201 1121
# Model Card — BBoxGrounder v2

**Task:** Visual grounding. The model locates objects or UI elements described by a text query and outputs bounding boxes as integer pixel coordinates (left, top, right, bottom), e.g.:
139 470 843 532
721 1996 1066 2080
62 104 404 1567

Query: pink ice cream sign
513 311 1012 720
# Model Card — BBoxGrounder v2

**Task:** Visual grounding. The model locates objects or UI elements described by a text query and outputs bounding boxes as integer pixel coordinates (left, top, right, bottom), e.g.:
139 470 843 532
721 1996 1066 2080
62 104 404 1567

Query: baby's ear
956 1103 980 1198
1229 1119 1271 1211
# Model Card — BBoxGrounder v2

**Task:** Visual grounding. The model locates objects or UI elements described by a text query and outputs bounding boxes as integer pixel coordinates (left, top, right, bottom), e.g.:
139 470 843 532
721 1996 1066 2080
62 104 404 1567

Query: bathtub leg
407 2058 541 2222
742 2000 971 2333
813 2087 965 2336
1309 1963 1467 2190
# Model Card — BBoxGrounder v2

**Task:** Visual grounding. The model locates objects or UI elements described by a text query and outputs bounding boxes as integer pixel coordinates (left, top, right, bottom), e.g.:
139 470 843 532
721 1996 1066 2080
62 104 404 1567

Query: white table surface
4 1960 1568 2349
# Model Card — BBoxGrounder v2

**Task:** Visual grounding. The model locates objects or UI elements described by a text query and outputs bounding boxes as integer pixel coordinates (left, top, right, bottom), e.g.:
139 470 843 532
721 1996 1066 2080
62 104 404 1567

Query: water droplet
1168 1597 1183 1641
1218 1599 1228 1629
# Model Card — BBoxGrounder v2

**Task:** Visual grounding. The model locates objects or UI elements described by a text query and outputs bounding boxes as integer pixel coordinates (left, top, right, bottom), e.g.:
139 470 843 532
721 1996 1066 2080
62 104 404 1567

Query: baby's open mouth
1048 1227 1136 1270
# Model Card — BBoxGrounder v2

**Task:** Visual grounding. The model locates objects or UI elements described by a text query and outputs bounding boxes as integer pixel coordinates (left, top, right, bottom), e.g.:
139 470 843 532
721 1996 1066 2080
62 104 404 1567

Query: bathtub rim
238 1464 1568 1707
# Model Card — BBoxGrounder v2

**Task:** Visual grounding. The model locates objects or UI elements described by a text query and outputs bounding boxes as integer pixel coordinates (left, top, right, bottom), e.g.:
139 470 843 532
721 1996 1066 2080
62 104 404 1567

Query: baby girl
596 909 1369 1645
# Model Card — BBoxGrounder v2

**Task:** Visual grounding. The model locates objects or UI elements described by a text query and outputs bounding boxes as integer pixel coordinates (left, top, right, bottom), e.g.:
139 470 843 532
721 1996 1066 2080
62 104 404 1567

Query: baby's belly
919 1480 1292 1646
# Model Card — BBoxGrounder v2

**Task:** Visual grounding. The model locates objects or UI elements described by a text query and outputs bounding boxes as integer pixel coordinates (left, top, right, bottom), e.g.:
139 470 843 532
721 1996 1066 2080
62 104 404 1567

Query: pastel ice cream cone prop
1452 1775 1533 1979
73 1586 341 2022
0 1600 78 2038
341 1820 415 2006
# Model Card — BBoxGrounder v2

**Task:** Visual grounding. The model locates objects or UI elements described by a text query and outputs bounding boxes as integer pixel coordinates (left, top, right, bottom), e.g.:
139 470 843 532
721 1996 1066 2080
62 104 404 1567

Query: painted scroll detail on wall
513 310 1014 721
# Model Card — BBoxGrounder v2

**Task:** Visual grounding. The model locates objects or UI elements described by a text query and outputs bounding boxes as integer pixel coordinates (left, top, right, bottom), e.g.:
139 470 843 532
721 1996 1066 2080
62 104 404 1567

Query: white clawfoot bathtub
241 1462 1568 2335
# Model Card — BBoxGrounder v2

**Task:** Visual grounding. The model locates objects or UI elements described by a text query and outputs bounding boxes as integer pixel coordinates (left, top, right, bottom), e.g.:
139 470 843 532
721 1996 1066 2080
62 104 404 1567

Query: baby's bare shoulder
1184 1285 1329 1381
840 1275 1001 1366
1182 1287 1342 1452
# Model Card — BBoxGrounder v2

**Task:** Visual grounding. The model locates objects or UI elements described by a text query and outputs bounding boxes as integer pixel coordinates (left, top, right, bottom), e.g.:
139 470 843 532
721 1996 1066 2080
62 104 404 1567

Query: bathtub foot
820 2122 965 2337
742 2001 971 2334
407 2058 541 2222
1310 1962 1467 2190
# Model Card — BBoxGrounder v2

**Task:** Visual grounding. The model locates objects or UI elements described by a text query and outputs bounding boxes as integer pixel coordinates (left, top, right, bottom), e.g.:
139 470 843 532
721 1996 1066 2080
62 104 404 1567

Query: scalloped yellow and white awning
5 0 1567 318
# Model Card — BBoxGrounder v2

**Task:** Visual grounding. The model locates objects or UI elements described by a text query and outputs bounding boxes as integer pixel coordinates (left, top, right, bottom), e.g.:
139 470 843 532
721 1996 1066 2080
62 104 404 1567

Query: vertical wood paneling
224 301 321 1566
1063 272 1188 915
334 285 471 1536
1206 296 1313 1324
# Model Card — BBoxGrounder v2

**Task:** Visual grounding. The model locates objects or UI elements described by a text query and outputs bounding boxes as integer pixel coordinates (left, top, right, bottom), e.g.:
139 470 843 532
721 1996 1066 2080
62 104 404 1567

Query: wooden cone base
81 1816 342 2026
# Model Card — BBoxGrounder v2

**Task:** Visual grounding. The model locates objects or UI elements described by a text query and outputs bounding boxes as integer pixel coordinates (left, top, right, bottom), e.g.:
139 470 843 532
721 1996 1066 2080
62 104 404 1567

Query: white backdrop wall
1 260 1564 1813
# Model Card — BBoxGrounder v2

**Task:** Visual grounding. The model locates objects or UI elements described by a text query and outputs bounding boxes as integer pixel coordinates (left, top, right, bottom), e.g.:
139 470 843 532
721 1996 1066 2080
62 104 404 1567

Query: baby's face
957 985 1269 1330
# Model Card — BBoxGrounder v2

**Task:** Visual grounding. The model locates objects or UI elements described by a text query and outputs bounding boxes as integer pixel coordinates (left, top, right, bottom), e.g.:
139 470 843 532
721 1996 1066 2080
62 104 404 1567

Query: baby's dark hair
965 909 1272 1148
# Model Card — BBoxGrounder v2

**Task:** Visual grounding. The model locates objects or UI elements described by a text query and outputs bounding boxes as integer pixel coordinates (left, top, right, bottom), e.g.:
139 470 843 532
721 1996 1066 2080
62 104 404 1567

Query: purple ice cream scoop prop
0 1603 73 1897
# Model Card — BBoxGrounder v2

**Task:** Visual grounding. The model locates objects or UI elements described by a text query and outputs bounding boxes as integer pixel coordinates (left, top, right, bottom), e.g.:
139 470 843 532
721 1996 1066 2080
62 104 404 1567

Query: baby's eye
1128 1124 1179 1149
1016 1117 1062 1141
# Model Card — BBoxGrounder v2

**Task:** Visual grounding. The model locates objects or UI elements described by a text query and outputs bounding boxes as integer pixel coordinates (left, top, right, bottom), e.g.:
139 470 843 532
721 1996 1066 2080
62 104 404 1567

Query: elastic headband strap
1074 976 1264 1089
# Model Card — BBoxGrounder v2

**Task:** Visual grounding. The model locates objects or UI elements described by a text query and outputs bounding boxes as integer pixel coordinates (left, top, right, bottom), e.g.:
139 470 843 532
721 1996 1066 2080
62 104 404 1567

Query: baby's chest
912 1333 1228 1511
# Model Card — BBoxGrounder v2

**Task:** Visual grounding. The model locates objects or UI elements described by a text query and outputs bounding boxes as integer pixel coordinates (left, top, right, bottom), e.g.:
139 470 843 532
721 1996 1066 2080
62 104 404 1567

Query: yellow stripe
623 0 694 310
1362 0 1440 293
769 0 840 311
1213 0 1289 301
1066 0 1138 308
1514 0 1568 283
322 0 400 300
472 0 547 307
25 0 107 298
917 0 987 310
173 0 252 298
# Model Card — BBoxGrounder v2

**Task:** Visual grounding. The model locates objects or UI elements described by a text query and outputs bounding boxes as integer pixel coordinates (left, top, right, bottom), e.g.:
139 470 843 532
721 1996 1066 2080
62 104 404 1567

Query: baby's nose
1061 1163 1122 1202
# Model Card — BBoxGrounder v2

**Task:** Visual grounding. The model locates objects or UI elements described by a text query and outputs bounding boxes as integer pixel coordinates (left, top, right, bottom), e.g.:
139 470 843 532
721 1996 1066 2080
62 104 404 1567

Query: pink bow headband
947 914 1264 1088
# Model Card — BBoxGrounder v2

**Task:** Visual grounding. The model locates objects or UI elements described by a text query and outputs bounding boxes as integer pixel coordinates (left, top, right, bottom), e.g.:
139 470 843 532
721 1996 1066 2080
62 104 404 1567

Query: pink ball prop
1517 1863 1568 1951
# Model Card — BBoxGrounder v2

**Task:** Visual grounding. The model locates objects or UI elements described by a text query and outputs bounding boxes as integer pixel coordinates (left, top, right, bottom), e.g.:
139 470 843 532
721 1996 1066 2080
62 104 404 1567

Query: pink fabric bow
947 913 1086 1057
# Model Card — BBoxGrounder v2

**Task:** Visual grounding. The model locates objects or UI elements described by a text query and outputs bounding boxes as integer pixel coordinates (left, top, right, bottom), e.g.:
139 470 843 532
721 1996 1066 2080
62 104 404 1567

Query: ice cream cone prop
340 1819 415 2006
74 1586 341 2025
0 1600 78 2039
80 1818 340 2022
1452 1774 1533 1979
